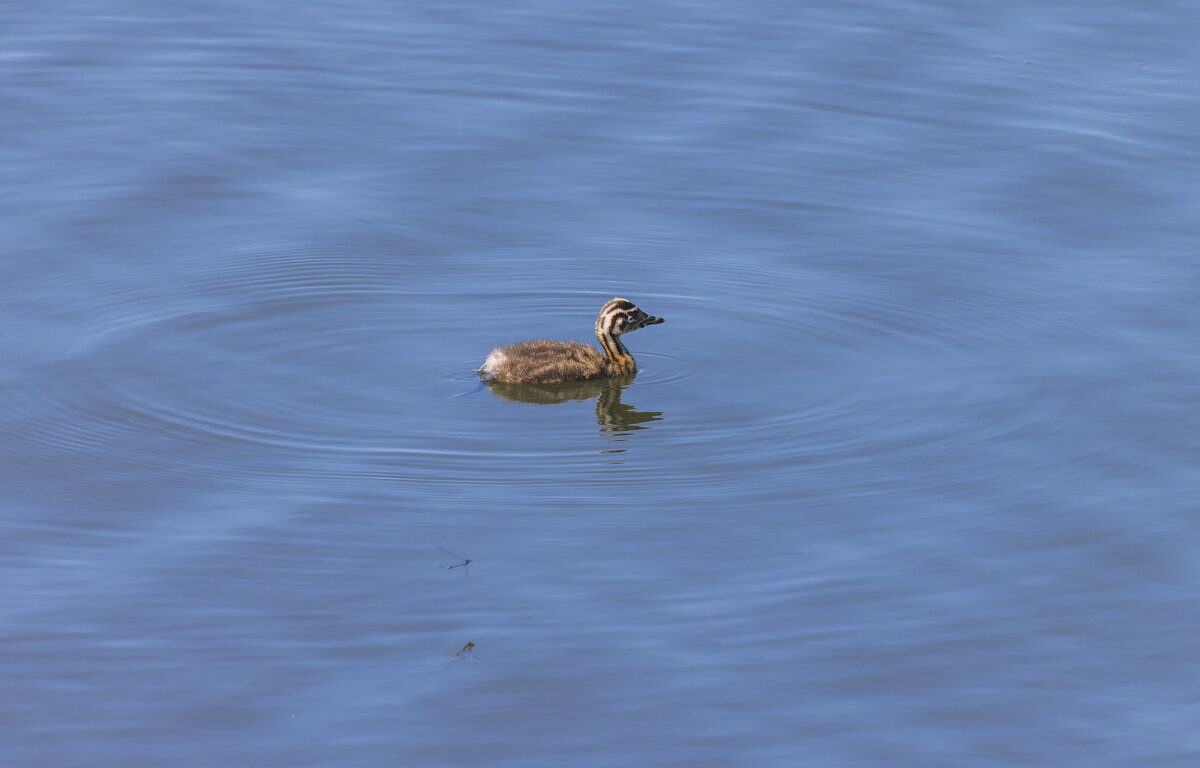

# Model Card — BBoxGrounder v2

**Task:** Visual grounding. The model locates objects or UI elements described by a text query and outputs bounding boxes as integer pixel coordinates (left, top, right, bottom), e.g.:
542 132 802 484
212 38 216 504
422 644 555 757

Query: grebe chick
478 297 664 384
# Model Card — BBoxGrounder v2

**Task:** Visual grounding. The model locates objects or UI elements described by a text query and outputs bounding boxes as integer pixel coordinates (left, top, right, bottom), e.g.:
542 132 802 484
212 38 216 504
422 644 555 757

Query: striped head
596 297 665 337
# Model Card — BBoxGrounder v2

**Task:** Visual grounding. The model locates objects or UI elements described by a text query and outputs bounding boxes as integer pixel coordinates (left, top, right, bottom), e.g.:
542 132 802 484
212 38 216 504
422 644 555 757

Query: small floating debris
445 641 479 669
438 546 472 576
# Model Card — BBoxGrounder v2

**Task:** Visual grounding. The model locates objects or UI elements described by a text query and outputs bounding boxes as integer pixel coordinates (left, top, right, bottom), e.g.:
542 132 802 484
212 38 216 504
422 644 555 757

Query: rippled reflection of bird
483 375 663 434
478 297 664 384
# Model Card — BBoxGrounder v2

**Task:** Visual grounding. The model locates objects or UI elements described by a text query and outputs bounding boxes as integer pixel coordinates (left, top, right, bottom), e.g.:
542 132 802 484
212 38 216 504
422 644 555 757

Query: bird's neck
596 328 634 372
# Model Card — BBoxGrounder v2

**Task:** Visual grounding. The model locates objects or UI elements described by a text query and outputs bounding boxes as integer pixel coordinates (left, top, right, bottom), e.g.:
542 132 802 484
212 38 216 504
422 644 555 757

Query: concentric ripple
0 239 1148 522
1034 70 1200 124
1001 56 1200 126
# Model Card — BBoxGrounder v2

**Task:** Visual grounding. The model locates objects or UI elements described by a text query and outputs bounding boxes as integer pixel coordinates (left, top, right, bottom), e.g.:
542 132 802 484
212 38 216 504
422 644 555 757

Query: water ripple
0 242 1137 515
1033 69 1200 124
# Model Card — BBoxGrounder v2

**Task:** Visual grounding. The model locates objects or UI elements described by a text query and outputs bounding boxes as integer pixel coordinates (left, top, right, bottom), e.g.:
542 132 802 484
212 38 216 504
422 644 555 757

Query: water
3 1 1199 766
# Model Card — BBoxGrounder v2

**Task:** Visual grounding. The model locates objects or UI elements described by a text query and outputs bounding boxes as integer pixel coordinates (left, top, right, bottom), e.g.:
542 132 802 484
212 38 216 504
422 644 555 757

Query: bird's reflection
484 374 663 437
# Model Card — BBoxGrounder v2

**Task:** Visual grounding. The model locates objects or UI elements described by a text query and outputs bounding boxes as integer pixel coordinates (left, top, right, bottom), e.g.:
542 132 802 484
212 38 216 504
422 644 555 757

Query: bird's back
480 340 612 384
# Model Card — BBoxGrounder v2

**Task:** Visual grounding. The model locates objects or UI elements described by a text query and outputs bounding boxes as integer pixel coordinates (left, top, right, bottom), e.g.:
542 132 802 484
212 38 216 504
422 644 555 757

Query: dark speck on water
3 1 1199 766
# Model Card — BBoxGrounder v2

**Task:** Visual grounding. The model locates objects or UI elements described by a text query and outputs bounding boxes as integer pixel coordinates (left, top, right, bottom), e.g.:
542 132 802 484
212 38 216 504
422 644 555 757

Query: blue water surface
2 1 1199 766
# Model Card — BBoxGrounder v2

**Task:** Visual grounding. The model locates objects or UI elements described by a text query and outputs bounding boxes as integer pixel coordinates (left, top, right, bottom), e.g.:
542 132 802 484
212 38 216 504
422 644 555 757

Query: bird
477 297 664 384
